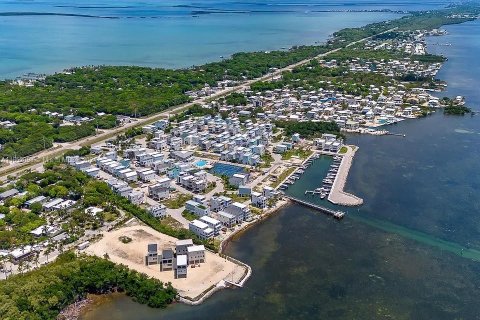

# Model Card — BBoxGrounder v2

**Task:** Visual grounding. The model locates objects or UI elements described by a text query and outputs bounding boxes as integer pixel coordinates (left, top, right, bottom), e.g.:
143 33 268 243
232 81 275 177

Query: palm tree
17 260 25 275
0 256 6 279
33 251 40 268
44 243 54 262
58 242 64 254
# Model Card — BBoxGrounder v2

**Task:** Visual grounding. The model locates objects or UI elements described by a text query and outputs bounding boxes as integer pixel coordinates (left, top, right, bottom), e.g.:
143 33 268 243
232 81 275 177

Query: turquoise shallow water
2 0 451 79
80 17 480 320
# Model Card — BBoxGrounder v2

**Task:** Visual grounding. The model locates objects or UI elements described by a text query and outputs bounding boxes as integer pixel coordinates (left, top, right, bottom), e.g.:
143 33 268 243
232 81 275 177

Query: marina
280 148 363 208
304 154 342 200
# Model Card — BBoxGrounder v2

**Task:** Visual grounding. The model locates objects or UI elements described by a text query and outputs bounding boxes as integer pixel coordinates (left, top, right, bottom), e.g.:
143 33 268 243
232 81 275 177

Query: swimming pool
195 159 208 167
209 163 246 177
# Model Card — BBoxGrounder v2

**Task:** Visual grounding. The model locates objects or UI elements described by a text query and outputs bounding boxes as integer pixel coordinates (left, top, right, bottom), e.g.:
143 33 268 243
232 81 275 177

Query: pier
327 146 364 206
284 195 345 220
385 132 406 137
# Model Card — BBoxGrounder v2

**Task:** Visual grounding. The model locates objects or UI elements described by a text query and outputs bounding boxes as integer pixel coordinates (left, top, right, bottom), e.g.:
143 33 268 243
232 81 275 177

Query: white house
175 255 188 278
229 173 249 187
148 204 167 218
210 195 232 212
148 183 170 200
187 245 206 265
224 202 251 222
199 216 222 236
137 169 156 182
214 211 237 228
176 239 193 255
185 200 209 217
189 220 214 240
127 191 144 205
251 191 267 209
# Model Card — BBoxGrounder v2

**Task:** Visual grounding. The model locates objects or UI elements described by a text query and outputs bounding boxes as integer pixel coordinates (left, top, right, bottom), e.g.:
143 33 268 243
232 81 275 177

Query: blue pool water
195 160 208 168
209 163 245 177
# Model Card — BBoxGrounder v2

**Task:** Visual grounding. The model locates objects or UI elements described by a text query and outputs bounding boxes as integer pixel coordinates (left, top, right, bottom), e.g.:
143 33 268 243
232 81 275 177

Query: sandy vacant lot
86 225 246 299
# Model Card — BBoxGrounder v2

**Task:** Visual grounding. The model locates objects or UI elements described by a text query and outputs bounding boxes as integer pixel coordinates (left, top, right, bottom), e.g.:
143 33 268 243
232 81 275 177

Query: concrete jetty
284 195 345 219
328 145 364 206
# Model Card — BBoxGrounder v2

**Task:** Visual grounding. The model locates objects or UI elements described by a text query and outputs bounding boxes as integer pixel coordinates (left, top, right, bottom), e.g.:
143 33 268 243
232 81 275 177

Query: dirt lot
86 225 246 299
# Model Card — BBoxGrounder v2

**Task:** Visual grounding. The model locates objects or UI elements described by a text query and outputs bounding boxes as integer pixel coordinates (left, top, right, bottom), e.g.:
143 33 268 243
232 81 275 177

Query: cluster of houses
145 239 206 279
184 194 249 239
185 79 239 99
0 120 16 129
364 30 432 55
236 81 439 130
340 58 442 79
183 183 278 240
314 133 344 153
141 116 273 167
0 188 75 264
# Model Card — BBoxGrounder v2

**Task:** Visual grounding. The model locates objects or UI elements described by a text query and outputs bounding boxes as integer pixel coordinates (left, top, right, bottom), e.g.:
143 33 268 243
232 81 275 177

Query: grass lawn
163 193 193 209
221 192 249 203
339 146 348 154
181 210 198 221
160 216 184 230
270 167 296 188
281 148 313 160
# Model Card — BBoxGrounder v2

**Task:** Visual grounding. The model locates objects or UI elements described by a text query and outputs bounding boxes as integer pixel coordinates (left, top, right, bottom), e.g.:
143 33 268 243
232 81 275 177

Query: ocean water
0 0 454 79
80 18 480 320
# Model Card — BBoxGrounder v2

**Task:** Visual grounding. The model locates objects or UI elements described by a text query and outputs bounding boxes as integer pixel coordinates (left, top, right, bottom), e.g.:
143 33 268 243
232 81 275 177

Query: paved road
0 27 397 182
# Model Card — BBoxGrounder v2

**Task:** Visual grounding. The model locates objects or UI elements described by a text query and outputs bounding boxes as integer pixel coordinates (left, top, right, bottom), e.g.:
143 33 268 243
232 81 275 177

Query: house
345 120 359 130
229 173 248 187
214 211 237 228
127 191 144 205
160 249 174 271
176 239 193 255
148 205 167 219
53 200 77 211
85 207 103 216
145 243 158 265
171 150 194 161
224 202 251 222
292 133 301 143
263 186 275 199
30 225 57 237
175 255 188 278
0 189 19 200
251 191 267 209
43 198 65 212
124 171 138 182
210 195 232 212
193 194 207 205
185 200 209 217
24 196 47 208
74 161 91 170
274 144 288 154
238 185 252 197
84 167 100 177
199 216 222 236
10 246 34 264
187 245 206 265
189 220 215 240
148 183 170 200
137 169 156 182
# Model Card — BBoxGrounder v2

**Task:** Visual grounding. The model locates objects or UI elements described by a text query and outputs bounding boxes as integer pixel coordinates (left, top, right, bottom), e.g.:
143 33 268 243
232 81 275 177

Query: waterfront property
86 226 247 300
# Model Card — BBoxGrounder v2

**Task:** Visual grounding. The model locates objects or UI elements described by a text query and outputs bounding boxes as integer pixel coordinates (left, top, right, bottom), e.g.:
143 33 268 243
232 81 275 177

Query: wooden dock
284 195 345 220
